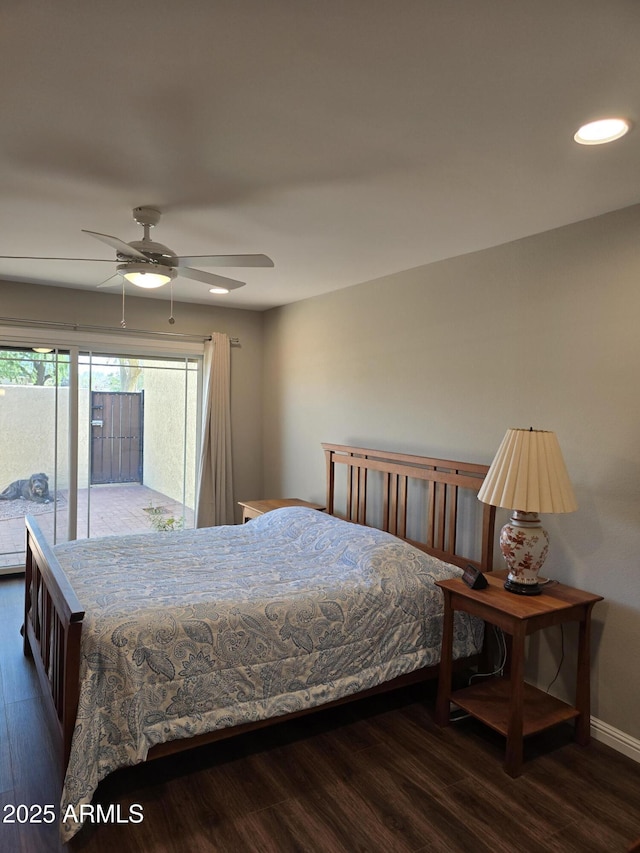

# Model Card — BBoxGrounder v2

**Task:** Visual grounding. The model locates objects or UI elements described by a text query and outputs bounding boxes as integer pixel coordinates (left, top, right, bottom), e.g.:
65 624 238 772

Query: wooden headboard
322 442 495 572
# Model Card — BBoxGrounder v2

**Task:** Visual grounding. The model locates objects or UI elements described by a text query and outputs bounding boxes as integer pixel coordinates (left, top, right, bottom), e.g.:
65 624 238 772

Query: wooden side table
237 498 326 523
435 571 603 777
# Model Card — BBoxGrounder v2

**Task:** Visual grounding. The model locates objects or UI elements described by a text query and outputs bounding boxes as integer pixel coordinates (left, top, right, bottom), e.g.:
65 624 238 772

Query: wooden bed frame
322 443 495 572
23 443 495 776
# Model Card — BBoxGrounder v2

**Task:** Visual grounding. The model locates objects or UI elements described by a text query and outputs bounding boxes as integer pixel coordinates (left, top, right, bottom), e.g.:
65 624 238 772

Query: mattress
54 506 482 839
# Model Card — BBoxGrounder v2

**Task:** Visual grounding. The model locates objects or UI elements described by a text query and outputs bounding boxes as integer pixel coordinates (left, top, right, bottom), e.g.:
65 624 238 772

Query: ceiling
1 1 639 312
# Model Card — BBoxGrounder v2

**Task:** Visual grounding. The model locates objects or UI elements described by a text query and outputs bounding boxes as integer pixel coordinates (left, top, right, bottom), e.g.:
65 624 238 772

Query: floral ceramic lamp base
499 511 549 595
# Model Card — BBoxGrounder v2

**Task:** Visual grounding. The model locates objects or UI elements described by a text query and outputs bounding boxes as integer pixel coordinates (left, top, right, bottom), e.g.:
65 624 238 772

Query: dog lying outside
0 473 51 503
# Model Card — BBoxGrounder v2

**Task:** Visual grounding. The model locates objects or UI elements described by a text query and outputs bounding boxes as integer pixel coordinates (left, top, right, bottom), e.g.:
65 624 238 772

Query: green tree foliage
0 351 69 386
80 357 143 392
0 352 141 390
119 359 143 392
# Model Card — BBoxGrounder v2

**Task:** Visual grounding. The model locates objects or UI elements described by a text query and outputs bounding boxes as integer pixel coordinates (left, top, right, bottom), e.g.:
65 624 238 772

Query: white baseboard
591 716 640 764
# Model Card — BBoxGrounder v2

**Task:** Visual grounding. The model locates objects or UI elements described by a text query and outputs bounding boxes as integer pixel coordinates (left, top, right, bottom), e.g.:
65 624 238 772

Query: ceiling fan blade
81 229 148 261
0 255 114 262
179 266 246 291
173 253 274 268
96 274 122 289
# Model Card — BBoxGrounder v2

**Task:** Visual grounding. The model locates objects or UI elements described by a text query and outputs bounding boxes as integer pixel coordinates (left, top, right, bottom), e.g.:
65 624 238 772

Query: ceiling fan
1 206 274 294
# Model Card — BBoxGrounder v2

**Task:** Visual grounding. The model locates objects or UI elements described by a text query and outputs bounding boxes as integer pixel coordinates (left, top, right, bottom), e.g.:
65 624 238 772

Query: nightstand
238 498 326 523
435 571 603 777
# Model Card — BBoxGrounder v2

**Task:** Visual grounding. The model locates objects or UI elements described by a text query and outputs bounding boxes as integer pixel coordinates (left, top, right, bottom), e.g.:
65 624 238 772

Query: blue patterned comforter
54 507 481 839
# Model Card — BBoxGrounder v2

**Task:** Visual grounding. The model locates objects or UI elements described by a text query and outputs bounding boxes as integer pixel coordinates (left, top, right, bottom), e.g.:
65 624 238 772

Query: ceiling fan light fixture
127 271 170 289
117 262 176 289
574 117 631 145
209 285 230 295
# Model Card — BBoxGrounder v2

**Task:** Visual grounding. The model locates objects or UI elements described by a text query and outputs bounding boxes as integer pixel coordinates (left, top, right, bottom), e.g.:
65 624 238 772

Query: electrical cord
546 624 565 692
450 625 507 722
468 624 507 682
452 603 565 723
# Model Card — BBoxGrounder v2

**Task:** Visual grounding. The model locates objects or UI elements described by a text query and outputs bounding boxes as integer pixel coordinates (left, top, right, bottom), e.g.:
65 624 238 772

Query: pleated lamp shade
477 428 577 514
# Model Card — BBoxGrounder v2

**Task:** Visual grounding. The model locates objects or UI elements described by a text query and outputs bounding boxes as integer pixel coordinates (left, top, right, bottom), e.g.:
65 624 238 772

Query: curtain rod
0 316 240 345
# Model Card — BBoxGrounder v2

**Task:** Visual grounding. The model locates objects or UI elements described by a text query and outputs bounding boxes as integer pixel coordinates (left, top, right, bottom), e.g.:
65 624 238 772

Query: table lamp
477 428 577 595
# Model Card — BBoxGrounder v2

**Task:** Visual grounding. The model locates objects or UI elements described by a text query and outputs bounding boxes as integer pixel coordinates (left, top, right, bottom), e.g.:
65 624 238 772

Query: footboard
23 515 84 772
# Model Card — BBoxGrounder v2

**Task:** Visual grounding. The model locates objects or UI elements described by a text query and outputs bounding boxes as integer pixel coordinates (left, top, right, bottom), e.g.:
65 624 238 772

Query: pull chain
121 281 127 328
169 281 175 325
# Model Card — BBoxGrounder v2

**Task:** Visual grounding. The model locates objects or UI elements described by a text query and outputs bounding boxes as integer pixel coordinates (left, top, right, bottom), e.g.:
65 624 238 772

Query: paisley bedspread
54 506 482 840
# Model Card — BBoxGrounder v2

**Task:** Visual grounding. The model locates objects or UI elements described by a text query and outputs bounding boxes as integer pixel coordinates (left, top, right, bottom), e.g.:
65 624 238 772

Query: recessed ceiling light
574 117 631 145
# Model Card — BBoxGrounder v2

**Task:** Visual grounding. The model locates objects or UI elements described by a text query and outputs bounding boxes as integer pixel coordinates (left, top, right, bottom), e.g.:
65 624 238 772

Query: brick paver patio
0 484 195 570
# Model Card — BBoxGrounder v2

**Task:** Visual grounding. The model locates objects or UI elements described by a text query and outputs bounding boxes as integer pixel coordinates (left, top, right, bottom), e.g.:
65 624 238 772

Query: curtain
195 332 234 527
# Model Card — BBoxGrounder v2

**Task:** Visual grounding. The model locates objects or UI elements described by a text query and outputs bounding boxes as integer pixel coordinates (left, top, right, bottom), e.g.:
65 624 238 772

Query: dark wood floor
2 576 640 853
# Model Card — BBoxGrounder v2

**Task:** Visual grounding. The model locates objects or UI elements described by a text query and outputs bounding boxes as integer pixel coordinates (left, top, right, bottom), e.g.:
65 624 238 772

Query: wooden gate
90 391 144 485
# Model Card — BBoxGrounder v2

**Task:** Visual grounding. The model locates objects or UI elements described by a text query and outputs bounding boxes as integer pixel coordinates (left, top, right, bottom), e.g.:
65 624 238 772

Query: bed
23 442 495 840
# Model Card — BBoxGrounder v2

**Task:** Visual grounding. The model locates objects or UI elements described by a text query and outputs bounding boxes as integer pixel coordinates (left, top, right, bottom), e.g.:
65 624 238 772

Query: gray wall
0 281 264 522
262 204 640 742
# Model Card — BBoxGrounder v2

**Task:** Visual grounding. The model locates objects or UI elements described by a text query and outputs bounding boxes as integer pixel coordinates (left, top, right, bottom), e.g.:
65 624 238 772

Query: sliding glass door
77 353 199 539
0 347 69 572
0 338 201 572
